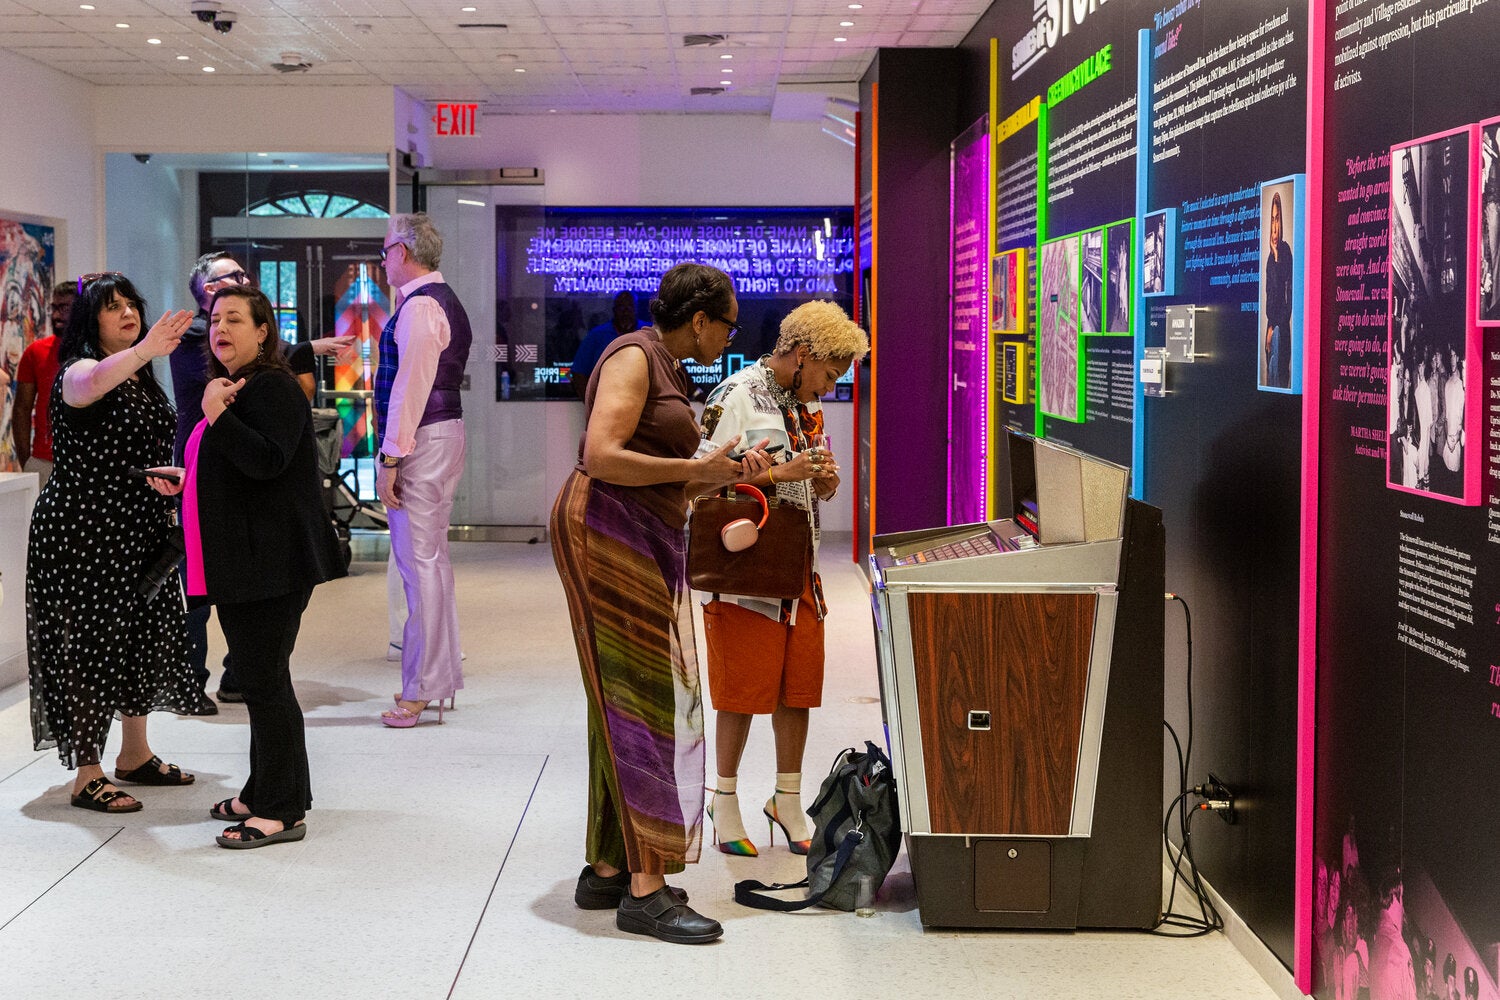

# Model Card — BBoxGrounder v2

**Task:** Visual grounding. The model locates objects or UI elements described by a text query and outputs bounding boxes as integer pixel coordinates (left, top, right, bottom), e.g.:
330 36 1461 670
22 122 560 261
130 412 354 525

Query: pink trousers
388 418 466 702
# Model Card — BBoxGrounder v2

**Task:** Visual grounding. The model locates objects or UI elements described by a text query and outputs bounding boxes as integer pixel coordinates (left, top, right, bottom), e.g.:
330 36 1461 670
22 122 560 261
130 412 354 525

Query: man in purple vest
374 213 473 728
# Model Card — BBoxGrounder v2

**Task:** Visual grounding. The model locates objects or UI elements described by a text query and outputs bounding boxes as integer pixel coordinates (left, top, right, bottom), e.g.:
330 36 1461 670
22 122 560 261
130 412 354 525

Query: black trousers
216 588 314 824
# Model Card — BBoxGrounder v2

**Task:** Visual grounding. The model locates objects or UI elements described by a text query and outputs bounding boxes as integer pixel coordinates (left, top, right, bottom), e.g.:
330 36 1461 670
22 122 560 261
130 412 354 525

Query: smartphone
127 467 181 485
729 443 785 461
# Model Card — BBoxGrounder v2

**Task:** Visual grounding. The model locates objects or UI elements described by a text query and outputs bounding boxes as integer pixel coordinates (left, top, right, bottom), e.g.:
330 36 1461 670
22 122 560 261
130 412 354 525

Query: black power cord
1150 593 1224 937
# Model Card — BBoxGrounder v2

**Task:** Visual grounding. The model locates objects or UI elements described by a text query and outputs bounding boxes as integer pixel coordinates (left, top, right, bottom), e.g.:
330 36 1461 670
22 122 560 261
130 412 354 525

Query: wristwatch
377 451 403 468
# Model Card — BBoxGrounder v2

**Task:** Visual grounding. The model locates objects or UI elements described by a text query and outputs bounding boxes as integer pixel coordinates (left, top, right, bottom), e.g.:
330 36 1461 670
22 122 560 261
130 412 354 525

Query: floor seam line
0 825 124 934
446 753 549 999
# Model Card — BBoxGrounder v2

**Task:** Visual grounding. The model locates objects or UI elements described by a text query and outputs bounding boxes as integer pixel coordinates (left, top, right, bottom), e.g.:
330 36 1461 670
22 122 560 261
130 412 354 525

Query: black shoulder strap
732 829 863 911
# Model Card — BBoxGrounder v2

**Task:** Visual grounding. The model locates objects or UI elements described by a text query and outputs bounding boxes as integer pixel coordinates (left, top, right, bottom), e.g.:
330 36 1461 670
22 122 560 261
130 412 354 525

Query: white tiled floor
0 539 1290 999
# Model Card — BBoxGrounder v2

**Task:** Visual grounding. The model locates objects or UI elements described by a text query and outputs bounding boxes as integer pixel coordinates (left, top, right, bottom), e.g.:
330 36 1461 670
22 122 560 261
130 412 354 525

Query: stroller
311 407 386 570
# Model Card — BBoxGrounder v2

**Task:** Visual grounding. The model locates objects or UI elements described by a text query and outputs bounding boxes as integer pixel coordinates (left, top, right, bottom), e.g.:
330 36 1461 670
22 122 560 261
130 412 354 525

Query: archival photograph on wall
1142 209 1174 297
1258 175 1304 393
1105 219 1132 334
991 248 1025 334
1038 234 1081 421
1080 228 1103 334
1385 127 1476 504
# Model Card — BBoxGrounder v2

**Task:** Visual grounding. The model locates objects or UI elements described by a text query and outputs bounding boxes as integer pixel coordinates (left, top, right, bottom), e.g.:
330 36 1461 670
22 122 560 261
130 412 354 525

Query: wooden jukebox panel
908 591 1095 835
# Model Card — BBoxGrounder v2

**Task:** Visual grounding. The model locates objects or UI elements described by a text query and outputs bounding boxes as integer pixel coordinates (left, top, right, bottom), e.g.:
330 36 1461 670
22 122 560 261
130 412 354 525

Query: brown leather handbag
688 485 812 599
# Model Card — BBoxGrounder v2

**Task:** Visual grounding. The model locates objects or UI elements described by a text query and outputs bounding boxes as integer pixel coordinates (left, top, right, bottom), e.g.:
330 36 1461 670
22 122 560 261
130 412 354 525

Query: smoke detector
271 51 312 73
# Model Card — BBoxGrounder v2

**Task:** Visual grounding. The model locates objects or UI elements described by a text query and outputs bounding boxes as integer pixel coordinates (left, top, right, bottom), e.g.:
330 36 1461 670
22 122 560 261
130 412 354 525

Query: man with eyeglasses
375 213 473 728
171 251 252 714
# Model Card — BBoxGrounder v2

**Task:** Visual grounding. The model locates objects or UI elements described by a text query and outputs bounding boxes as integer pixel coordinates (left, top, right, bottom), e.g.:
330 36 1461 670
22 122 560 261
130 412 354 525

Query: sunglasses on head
77 271 125 295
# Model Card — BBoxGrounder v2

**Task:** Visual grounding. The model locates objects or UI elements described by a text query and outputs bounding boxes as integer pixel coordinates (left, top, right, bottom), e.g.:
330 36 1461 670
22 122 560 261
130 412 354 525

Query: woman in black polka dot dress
26 273 199 813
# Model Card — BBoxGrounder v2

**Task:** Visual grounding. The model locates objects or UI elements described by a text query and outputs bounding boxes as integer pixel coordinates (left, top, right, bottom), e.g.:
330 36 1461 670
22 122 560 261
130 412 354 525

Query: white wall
428 113 853 206
0 50 99 275
104 156 196 322
94 84 394 157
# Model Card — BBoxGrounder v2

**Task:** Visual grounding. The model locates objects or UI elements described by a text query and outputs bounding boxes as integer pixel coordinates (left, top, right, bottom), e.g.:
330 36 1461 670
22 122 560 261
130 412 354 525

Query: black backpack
733 741 902 912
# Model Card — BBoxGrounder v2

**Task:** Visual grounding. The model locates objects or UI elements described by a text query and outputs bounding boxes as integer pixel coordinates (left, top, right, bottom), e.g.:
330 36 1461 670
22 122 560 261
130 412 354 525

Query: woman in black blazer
148 285 344 849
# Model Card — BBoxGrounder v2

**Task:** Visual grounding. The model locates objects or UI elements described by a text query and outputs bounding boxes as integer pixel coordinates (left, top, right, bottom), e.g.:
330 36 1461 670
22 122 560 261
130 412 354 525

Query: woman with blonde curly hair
696 299 869 856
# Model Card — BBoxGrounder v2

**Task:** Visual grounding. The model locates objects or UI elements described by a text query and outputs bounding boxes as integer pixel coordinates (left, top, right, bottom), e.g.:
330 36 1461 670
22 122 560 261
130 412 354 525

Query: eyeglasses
714 314 740 342
205 269 249 286
380 241 406 262
76 271 124 295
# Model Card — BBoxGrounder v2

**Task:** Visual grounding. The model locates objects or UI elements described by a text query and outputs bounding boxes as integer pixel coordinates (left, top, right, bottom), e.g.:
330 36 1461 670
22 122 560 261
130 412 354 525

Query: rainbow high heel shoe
763 791 813 856
706 790 759 857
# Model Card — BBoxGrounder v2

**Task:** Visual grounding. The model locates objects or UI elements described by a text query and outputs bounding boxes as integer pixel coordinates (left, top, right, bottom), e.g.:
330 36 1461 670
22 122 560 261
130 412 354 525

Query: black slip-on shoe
615 886 721 944
575 866 688 910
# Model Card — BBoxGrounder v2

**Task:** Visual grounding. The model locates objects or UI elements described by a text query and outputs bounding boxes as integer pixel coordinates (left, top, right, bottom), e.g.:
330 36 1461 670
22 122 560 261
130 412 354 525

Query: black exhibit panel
1314 5 1500 1000
949 0 1309 968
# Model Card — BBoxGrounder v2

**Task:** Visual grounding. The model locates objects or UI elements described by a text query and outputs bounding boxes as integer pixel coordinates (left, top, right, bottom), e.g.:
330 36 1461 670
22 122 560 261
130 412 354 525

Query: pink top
183 418 208 596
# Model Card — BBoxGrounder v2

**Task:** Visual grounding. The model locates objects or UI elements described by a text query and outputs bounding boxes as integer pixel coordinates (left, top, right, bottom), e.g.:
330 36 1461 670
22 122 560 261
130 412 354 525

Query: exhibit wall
1313 4 1500 1000
950 0 1311 972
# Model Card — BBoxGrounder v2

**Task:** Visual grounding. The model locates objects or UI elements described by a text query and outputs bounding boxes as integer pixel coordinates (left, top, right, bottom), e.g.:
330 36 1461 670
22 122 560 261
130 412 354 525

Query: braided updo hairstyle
648 263 735 331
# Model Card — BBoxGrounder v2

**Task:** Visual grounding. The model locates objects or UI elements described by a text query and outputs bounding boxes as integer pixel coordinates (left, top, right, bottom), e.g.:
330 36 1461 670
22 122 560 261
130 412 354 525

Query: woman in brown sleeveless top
550 263 772 944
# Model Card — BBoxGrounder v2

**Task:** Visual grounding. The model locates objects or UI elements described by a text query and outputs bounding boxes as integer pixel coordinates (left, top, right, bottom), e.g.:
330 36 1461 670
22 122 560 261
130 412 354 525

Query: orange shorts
703 579 824 714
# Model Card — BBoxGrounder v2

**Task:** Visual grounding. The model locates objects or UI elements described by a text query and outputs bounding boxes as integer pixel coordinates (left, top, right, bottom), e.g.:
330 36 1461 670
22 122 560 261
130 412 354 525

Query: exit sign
433 102 479 137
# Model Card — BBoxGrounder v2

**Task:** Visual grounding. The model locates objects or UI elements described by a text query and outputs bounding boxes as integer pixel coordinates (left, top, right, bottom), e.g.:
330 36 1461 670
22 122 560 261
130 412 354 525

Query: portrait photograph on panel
1142 208 1175 297
1105 219 1132 334
1038 235 1081 421
990 248 1025 334
1258 175 1304 393
1387 127 1478 504
1478 115 1500 323
1080 228 1104 334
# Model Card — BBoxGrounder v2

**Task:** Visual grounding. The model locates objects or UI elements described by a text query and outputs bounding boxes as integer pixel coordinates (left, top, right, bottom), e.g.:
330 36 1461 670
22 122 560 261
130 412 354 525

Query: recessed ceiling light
176 54 190 60
256 152 268 156
722 68 732 73
720 80 732 85
841 21 854 27
202 65 215 72
834 36 847 42
720 53 732 60
514 67 525 73
288 164 300 168
461 5 477 10
848 3 863 8
79 3 94 8
548 108 557 113
147 38 161 44
115 22 129 28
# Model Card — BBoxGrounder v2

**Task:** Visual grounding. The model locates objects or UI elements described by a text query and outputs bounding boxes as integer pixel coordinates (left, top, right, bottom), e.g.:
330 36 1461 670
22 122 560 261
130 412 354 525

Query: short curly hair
773 300 869 361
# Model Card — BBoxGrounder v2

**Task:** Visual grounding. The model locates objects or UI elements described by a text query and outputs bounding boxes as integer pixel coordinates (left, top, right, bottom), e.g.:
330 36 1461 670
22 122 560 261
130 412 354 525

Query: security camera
133 153 152 164
213 9 236 32
189 0 220 23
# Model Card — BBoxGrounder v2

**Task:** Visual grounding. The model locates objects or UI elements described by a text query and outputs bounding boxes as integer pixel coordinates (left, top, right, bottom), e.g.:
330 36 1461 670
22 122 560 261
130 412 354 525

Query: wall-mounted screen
494 205 855 400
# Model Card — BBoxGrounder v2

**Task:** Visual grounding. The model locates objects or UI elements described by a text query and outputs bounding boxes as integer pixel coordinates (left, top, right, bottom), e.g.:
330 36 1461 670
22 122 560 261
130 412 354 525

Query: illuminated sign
433 102 479 137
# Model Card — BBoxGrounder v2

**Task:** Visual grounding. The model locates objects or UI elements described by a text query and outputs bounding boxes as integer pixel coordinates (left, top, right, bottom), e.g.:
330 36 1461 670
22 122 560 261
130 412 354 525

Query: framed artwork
1001 340 1029 404
1257 174 1304 393
1037 234 1082 422
1477 115 1500 324
1386 125 1480 505
990 248 1026 335
1141 208 1176 297
1104 219 1133 335
1080 228 1104 335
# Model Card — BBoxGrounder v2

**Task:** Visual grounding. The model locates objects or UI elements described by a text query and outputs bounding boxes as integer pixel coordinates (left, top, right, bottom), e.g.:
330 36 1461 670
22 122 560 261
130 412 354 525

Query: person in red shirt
12 281 76 485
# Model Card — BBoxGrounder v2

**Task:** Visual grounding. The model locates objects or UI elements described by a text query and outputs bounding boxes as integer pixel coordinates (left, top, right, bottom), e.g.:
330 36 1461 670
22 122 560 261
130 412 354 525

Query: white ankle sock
770 774 812 842
710 776 751 844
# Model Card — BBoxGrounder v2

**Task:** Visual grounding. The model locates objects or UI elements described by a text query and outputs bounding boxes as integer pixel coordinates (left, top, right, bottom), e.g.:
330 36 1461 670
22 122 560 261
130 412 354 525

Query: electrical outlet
1205 771 1237 824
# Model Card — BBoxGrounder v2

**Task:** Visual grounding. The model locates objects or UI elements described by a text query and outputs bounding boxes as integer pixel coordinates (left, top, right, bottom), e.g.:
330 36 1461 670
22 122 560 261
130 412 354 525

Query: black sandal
215 820 307 850
70 776 143 814
210 798 251 822
114 755 195 786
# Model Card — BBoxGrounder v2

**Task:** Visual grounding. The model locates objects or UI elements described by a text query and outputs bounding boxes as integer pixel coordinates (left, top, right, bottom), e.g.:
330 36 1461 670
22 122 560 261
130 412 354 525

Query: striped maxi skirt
550 470 704 875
